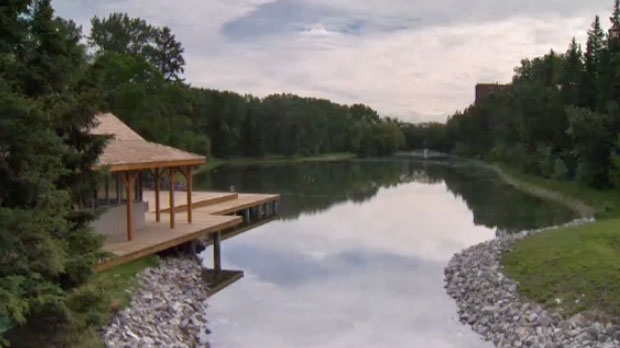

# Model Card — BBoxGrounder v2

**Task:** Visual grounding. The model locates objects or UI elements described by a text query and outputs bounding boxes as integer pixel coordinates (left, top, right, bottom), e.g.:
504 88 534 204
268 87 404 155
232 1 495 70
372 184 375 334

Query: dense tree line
87 13 406 159
427 0 620 189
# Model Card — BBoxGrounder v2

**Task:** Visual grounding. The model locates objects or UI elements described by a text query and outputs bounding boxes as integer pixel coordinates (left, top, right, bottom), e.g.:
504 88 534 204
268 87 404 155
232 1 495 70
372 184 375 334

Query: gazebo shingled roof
90 113 205 241
92 113 205 172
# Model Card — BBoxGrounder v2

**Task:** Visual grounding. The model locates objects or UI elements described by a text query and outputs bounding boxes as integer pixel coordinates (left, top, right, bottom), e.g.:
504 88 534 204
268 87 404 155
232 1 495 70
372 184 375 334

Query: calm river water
194 160 575 348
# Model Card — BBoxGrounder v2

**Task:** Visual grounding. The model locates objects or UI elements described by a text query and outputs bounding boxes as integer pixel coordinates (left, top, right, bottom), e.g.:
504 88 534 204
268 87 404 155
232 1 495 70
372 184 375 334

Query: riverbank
483 164 620 317
446 162 620 347
103 257 210 348
473 162 597 218
197 152 355 173
445 218 619 348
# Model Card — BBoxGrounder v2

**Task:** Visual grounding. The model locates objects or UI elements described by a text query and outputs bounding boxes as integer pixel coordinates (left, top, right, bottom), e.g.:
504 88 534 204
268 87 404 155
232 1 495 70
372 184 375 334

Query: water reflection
196 160 575 348
196 160 575 233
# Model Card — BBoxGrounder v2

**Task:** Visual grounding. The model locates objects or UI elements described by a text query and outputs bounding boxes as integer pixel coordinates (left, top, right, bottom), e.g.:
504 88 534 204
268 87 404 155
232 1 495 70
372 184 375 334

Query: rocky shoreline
444 218 620 348
103 257 210 348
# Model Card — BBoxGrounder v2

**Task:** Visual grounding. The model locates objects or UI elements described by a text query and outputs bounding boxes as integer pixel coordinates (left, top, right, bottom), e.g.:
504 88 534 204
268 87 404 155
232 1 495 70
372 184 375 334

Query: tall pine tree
151 26 186 81
606 0 620 107
563 38 584 106
583 15 606 110
1 1 108 345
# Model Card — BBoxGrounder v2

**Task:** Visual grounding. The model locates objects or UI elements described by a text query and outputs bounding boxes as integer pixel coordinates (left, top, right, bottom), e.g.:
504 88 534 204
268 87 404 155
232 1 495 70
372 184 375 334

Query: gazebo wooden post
124 171 138 241
185 166 193 223
154 168 161 222
169 167 176 229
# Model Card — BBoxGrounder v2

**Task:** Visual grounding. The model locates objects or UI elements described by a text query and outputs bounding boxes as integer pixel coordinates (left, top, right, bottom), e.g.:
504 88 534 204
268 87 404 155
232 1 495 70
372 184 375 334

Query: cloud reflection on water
204 182 495 348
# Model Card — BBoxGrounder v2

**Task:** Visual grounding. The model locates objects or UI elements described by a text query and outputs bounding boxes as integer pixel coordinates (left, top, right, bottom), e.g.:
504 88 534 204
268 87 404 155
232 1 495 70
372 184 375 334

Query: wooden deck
196 193 280 215
142 190 239 212
97 191 280 272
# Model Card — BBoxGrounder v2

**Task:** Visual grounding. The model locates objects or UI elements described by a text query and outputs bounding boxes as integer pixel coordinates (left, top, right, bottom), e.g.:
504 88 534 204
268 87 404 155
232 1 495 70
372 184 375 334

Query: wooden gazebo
91 113 205 241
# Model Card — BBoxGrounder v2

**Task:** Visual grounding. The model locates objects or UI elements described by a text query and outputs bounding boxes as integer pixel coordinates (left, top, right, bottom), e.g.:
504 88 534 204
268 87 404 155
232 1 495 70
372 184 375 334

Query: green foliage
89 13 186 81
566 106 616 186
89 13 153 55
93 73 407 158
609 134 620 189
151 26 185 81
401 122 448 151
63 285 109 340
428 2 620 190
552 158 569 180
84 12 413 159
0 1 107 345
2 6 413 342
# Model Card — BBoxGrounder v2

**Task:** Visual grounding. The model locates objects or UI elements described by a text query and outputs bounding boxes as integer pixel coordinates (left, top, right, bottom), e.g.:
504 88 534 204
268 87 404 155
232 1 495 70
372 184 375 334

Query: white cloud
186 15 594 121
53 0 611 121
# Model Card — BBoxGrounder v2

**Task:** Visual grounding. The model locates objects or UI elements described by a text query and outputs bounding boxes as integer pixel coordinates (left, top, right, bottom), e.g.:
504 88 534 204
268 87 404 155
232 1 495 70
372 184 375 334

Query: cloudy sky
54 0 612 122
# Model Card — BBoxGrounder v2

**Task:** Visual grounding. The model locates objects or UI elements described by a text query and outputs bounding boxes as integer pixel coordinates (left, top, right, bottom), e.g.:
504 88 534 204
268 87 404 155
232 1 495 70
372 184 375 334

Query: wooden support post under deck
186 166 193 223
169 168 176 229
214 231 222 272
244 209 250 224
124 171 138 241
154 168 161 222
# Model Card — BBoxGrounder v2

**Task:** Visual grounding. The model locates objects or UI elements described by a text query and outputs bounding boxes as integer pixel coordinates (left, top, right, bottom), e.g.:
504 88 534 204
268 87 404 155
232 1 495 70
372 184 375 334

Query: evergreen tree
0 1 107 345
583 15 606 109
609 0 620 44
606 0 620 106
151 26 185 81
562 38 584 106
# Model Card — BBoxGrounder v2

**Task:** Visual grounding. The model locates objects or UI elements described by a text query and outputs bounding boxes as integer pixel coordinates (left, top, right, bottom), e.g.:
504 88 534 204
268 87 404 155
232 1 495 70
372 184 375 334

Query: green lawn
502 219 620 317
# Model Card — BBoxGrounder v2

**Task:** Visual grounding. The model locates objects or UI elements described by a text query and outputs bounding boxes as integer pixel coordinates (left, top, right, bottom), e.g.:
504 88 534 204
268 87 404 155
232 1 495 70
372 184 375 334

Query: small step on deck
143 190 239 213
198 193 280 215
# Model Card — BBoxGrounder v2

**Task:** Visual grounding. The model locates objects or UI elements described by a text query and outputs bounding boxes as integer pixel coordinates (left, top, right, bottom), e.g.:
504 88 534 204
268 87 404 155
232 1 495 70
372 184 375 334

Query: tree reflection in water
195 160 575 233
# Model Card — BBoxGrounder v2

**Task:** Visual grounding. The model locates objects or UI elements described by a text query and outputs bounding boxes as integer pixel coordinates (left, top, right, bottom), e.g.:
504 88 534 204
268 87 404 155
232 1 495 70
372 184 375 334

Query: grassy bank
502 219 620 318
92 255 160 311
475 162 601 218
491 164 620 220
487 163 620 320
82 255 160 347
197 152 355 173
